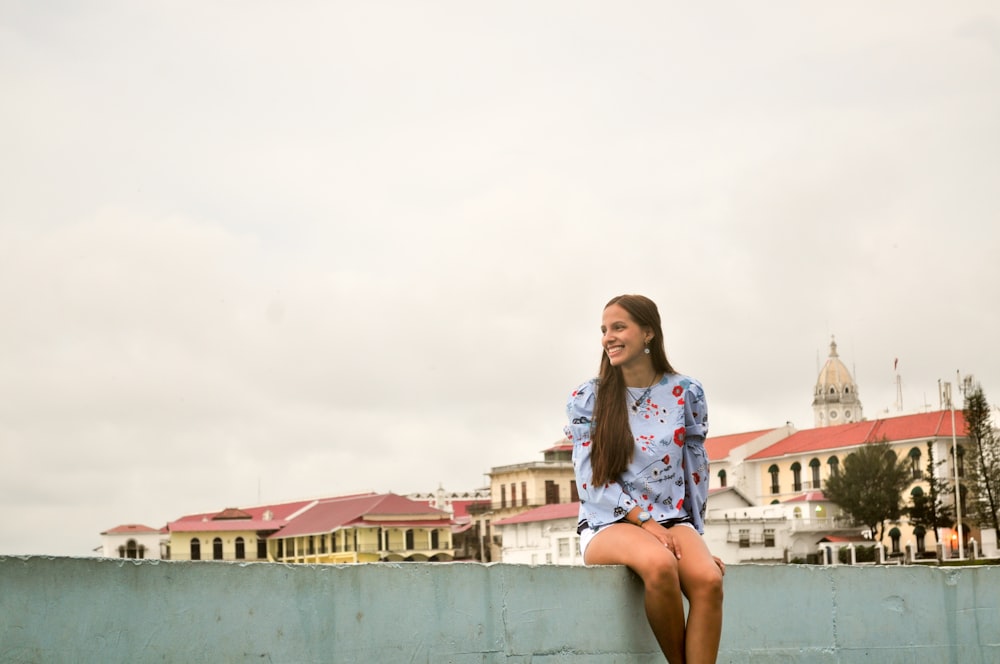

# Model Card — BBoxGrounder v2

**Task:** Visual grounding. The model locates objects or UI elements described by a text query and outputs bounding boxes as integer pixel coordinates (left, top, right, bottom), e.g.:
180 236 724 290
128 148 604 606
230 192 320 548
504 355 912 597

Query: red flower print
677 398 685 405
693 472 701 485
582 483 587 489
662 454 670 465
673 427 685 446
672 385 683 397
583 441 590 446
676 498 684 511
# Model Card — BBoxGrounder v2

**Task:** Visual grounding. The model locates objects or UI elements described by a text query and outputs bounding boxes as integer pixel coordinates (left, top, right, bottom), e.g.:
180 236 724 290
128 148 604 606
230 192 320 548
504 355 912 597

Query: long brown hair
590 294 675 486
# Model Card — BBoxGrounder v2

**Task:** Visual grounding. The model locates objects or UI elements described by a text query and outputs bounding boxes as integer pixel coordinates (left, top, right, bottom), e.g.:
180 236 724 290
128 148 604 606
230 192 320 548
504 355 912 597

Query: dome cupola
812 336 863 427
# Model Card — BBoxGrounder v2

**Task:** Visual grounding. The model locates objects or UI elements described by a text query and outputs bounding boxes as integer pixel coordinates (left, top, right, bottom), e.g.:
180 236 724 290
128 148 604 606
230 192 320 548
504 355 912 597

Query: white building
493 503 581 565
98 524 165 559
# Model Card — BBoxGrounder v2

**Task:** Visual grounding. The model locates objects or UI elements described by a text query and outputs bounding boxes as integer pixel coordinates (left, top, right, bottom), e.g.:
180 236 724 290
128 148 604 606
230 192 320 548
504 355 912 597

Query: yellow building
270 493 455 564
166 493 456 564
481 440 577 561
743 408 970 555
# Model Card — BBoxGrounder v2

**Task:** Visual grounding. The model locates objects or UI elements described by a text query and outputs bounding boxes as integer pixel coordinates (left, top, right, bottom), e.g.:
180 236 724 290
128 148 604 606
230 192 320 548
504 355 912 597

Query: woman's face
601 303 651 370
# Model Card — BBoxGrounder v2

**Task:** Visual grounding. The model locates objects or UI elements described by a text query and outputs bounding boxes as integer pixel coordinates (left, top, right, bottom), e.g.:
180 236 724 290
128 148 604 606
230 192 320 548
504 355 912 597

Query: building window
431 530 440 549
276 539 284 558
889 527 901 554
913 526 926 554
212 537 223 560
257 538 267 559
190 538 201 561
235 537 245 560
909 447 922 479
739 529 750 548
718 469 727 488
791 462 802 492
763 529 775 547
545 480 560 505
308 535 315 555
521 481 528 507
570 481 579 502
558 538 570 558
809 458 821 488
405 529 415 550
124 539 144 559
511 483 517 506
768 465 780 494
828 456 840 476
319 534 327 554
500 484 506 509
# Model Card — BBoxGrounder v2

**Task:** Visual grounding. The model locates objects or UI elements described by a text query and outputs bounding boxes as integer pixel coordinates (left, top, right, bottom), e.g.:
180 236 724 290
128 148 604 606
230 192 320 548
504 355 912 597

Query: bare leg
584 523 687 663
670 525 724 664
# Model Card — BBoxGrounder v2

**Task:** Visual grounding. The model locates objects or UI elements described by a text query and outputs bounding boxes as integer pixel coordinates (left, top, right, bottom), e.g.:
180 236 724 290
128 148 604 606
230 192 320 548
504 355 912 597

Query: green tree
823 439 913 544
906 441 952 544
963 383 1000 534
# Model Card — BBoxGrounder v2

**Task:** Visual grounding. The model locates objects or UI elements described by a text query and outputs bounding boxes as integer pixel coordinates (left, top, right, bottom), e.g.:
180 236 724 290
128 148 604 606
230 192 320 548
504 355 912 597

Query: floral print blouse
565 373 710 535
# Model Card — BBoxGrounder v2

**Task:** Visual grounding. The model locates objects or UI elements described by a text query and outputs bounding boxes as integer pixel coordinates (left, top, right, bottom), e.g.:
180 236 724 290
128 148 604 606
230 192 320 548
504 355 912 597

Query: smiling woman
565 294 724 664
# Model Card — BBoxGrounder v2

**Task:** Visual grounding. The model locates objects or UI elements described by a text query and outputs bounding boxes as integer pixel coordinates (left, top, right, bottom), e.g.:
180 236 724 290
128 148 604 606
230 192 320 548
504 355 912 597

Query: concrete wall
1 556 998 663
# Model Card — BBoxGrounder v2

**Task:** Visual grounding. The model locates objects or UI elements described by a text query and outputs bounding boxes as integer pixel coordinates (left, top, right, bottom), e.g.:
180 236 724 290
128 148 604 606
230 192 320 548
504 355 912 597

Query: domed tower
813 337 863 427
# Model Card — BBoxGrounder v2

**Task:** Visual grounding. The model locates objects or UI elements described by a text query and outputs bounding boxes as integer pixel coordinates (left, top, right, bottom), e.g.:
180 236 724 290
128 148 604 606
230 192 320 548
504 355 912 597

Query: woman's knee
685 566 724 604
641 554 681 592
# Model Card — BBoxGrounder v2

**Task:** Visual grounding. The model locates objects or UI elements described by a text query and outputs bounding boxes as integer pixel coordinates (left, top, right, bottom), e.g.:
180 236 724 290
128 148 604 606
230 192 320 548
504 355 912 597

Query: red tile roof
493 502 579 526
705 428 783 460
746 410 967 461
543 441 573 453
101 524 163 535
784 491 827 503
274 493 452 538
167 498 316 534
447 499 490 520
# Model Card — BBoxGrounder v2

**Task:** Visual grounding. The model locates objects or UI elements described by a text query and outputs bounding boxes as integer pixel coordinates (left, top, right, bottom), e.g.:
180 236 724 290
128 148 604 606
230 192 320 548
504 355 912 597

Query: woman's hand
640 521 682 559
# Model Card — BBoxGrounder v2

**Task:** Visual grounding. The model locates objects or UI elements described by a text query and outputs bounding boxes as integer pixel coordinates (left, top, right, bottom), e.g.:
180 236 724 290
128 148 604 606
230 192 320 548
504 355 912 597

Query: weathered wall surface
1 557 998 663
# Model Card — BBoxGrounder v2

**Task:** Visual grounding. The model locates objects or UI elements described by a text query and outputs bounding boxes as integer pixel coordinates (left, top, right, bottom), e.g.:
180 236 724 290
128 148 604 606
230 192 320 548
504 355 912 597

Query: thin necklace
626 373 659 412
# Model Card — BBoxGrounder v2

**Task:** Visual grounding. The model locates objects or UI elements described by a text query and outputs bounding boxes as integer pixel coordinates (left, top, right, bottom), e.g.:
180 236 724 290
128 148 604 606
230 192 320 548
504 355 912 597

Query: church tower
812 337 863 427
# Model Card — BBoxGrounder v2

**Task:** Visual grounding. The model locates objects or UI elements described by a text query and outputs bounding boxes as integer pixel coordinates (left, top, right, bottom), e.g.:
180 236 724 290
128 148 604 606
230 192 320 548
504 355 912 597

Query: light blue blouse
565 373 710 536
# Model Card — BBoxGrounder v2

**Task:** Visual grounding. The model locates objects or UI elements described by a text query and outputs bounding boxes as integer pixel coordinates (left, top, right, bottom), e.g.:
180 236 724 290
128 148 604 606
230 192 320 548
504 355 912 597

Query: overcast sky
2 1 998 557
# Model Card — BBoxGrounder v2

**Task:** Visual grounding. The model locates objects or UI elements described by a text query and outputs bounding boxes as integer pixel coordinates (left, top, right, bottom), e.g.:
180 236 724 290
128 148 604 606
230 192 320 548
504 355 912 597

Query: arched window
913 525 926 554
768 465 780 494
213 537 223 560
190 538 201 561
888 527 901 554
827 456 840 476
717 469 727 488
125 539 140 559
908 447 922 479
791 462 802 492
235 537 245 560
809 458 821 488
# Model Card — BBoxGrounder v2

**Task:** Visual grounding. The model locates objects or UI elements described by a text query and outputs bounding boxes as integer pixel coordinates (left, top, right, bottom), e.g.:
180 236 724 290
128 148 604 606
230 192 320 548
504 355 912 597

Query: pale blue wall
1 556 998 663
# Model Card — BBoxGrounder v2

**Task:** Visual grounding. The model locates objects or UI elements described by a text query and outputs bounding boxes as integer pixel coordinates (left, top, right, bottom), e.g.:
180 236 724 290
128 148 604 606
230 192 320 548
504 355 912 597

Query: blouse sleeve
681 378 710 533
565 380 637 531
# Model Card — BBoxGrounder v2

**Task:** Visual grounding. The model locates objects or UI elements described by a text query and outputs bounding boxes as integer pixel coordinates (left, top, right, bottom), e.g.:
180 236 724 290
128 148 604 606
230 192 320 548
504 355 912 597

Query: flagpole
947 379 964 559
